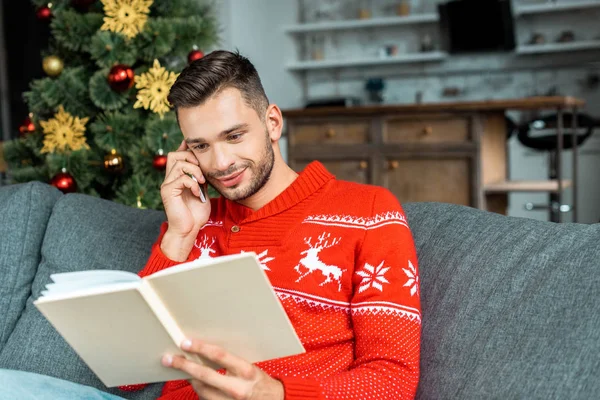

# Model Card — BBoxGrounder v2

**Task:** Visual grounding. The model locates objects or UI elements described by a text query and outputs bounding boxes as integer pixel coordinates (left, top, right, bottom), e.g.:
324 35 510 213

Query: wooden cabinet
283 97 584 215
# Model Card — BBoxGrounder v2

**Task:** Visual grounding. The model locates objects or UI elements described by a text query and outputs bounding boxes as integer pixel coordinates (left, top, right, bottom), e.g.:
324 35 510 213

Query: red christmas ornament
50 169 77 194
36 5 53 21
18 116 36 136
107 64 135 93
152 153 168 170
188 49 204 64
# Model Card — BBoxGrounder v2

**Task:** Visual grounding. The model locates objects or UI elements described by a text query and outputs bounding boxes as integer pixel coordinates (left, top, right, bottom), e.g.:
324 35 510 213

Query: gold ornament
103 148 124 172
100 0 153 39
40 105 90 154
136 194 146 209
42 55 64 77
133 59 179 119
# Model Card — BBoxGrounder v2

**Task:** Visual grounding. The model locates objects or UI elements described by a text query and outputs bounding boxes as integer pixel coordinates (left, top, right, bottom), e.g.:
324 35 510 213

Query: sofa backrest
0 182 61 351
0 191 165 399
403 202 600 399
1 184 598 399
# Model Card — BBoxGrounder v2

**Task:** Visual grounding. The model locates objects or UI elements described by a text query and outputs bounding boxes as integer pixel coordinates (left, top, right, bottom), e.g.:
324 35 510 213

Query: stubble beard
208 131 275 202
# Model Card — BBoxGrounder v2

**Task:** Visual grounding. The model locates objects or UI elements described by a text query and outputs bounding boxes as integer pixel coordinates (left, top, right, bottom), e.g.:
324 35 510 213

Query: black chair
517 112 596 222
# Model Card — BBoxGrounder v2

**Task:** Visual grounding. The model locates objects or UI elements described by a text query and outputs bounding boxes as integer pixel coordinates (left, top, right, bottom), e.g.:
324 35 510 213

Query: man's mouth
217 168 246 188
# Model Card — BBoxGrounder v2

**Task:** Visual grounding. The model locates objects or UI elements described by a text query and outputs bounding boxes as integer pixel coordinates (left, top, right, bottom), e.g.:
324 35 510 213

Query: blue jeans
0 369 126 400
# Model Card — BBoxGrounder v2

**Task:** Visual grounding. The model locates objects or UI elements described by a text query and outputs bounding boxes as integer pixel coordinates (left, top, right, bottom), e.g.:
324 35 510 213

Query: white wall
214 0 303 109
214 0 600 223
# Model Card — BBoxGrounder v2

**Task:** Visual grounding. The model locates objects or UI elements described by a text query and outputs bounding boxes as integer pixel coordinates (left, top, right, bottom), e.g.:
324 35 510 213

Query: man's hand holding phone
160 140 211 261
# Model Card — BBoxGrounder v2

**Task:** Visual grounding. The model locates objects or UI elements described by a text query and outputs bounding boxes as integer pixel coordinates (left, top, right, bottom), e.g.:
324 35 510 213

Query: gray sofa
0 181 598 399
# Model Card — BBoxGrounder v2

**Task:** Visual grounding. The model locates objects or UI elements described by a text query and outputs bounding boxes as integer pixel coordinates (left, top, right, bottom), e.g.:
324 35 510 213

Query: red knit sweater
123 161 421 399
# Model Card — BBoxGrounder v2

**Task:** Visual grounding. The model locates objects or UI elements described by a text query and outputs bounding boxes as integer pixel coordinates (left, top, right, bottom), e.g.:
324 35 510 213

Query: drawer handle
422 126 433 136
325 127 336 138
359 161 368 170
388 160 399 170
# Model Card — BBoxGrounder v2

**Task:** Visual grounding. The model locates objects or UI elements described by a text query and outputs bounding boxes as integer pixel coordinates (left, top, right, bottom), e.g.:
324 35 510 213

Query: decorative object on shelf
357 0 371 19
103 148 124 172
18 115 36 137
310 35 325 60
527 32 546 45
420 34 434 52
50 168 77 194
556 30 575 43
414 90 423 104
107 64 135 92
188 47 204 64
379 44 398 58
397 0 411 16
42 55 64 77
36 3 53 21
442 87 462 97
365 77 385 103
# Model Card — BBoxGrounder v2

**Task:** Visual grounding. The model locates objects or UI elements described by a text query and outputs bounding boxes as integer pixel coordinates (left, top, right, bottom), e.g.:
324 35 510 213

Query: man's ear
265 104 283 141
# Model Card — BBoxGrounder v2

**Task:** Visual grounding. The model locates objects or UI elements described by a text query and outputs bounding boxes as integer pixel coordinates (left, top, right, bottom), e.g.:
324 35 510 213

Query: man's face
178 87 274 201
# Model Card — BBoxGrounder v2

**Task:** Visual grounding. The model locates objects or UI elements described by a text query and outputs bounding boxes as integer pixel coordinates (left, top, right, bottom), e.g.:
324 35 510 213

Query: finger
181 339 255 379
161 174 202 199
164 160 206 186
183 173 207 203
166 147 199 176
177 139 187 151
164 355 246 398
190 379 231 400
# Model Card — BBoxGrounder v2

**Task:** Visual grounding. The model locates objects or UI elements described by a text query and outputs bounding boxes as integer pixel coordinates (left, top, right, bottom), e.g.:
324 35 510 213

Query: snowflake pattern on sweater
128 161 421 400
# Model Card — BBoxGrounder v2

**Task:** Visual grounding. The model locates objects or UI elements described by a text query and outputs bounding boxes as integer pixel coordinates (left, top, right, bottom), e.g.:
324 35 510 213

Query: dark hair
168 50 269 120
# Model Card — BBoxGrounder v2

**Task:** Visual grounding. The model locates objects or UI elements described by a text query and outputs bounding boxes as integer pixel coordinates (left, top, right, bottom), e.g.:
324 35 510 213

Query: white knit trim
275 287 350 313
352 301 421 322
274 287 421 322
201 219 223 229
303 211 408 230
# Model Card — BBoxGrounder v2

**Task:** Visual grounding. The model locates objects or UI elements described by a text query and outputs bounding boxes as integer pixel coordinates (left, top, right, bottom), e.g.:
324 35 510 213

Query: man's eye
193 143 208 151
227 133 243 141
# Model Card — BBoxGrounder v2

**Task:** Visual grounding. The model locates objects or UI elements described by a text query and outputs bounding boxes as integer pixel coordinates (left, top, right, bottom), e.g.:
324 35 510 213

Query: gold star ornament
133 59 179 118
100 0 153 39
40 105 90 154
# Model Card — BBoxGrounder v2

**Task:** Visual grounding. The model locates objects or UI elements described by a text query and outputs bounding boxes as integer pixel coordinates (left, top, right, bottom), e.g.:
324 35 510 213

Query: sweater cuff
278 377 323 400
140 245 184 277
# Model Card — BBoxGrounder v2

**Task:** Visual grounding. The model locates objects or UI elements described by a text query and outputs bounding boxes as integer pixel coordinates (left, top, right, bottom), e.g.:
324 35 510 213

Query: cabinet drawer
290 122 370 145
384 116 470 143
384 158 472 206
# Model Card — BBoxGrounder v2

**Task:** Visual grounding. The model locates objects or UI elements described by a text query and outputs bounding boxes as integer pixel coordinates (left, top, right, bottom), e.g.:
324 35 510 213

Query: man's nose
212 145 235 172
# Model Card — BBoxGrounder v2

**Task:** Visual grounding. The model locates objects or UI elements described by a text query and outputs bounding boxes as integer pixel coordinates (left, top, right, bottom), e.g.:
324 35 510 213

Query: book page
40 270 142 298
34 286 191 387
49 269 140 284
146 252 305 369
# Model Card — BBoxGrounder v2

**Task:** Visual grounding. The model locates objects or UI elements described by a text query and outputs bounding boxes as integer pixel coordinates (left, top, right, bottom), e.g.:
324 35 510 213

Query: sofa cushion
0 193 166 399
403 202 600 399
0 182 61 351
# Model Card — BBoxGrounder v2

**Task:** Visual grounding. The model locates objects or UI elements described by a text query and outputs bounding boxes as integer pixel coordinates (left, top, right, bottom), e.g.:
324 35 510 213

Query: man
120 49 422 400
0 49 421 400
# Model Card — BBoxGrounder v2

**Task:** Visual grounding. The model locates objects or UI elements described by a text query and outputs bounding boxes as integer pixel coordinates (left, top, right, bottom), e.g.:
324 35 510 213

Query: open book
34 252 305 387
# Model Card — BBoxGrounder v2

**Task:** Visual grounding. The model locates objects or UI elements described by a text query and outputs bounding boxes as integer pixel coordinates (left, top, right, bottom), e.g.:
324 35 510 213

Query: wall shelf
516 40 600 54
286 51 447 71
283 14 438 34
514 0 600 16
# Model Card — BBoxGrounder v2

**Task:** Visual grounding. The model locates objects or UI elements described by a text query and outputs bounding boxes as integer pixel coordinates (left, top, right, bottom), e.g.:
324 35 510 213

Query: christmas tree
2 0 219 210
